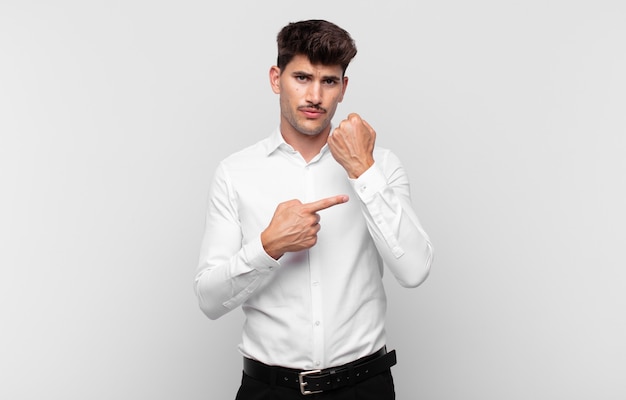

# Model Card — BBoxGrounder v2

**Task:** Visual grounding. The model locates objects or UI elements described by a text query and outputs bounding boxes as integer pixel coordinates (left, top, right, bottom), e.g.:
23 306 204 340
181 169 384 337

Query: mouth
299 106 326 118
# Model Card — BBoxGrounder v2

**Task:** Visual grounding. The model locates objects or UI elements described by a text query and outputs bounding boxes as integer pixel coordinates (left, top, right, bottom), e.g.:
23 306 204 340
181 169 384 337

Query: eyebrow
291 71 341 81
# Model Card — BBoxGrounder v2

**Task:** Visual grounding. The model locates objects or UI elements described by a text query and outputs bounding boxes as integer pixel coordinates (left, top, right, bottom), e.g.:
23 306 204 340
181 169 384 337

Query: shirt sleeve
349 150 434 288
194 163 280 320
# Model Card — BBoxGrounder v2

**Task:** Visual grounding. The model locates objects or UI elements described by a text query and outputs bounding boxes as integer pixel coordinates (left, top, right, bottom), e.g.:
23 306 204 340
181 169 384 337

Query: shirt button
315 361 321 367
312 281 319 286
315 321 320 326
360 185 367 192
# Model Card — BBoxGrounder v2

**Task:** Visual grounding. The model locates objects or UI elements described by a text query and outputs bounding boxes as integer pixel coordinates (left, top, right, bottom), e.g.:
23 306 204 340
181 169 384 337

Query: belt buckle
298 369 323 395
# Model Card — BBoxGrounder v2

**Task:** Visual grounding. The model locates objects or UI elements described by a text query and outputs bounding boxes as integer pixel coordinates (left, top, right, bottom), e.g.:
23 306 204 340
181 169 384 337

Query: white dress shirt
195 128 433 370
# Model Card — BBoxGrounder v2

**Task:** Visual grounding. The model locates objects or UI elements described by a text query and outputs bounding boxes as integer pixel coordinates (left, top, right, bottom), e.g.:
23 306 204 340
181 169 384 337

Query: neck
280 123 330 163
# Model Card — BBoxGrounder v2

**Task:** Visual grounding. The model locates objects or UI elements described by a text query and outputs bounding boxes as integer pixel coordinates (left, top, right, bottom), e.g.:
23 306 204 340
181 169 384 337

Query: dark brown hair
276 19 357 75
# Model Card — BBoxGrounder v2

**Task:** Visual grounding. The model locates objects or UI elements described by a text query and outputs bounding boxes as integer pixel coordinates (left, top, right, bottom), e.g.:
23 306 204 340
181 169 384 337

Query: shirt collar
264 127 285 156
263 126 332 159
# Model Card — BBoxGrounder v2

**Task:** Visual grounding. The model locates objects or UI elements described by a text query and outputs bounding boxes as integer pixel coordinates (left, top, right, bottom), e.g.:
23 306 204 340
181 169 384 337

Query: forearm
195 236 279 319
360 187 433 287
352 155 433 287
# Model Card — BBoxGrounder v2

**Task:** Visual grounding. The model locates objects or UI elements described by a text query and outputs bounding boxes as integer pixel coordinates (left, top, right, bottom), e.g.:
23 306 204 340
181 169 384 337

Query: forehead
283 54 343 76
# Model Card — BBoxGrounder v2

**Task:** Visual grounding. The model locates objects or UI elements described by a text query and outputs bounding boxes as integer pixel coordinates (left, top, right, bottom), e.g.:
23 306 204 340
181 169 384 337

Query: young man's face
270 54 348 138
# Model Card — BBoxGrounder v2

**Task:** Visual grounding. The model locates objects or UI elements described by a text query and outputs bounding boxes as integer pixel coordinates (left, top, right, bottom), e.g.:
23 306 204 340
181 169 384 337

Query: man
195 19 433 399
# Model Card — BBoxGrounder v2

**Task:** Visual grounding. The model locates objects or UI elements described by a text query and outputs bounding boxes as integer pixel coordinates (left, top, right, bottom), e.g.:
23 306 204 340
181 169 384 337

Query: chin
298 129 324 137
297 121 329 137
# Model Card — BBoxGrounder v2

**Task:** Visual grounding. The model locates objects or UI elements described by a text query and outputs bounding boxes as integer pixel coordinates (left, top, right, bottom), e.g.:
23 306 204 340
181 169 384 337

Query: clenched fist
328 113 376 178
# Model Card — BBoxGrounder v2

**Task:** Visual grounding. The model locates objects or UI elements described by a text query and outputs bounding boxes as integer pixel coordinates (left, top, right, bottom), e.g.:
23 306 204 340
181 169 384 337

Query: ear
269 66 281 94
338 76 349 102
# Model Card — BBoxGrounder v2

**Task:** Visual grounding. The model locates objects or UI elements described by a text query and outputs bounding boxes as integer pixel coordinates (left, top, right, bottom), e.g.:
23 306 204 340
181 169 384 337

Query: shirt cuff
350 162 387 201
242 235 281 273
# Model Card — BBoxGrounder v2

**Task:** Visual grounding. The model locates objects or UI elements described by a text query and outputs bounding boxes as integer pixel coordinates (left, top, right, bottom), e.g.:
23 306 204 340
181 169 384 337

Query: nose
306 81 322 105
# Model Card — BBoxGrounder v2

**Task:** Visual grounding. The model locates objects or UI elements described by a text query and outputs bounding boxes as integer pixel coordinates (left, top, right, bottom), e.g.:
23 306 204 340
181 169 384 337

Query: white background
1 1 625 399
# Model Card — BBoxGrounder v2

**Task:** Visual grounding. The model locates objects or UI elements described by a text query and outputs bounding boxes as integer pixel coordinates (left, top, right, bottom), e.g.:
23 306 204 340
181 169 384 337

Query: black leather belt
242 347 397 395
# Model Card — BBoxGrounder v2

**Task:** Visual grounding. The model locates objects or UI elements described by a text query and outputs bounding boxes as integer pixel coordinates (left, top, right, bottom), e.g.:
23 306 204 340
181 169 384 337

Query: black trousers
234 369 395 400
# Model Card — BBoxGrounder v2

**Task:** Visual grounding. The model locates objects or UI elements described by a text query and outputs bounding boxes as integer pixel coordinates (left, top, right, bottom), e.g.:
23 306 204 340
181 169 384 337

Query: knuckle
281 199 298 208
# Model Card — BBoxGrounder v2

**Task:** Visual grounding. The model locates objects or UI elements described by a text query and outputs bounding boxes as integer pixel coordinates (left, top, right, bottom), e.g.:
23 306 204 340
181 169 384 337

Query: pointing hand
261 195 349 260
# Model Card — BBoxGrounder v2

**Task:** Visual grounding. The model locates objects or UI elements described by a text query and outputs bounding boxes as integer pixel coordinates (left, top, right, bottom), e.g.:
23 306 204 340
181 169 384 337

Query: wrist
346 158 374 179
261 230 284 260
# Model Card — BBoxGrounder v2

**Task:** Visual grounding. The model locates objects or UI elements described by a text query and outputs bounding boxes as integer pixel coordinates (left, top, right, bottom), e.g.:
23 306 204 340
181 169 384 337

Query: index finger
304 195 349 212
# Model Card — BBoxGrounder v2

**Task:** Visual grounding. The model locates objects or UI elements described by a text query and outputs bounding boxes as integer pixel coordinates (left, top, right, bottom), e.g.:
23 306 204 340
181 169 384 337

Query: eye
295 75 309 82
323 78 338 85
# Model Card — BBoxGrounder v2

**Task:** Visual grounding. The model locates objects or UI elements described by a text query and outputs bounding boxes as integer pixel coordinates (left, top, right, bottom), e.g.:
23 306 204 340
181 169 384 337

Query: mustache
298 104 327 113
